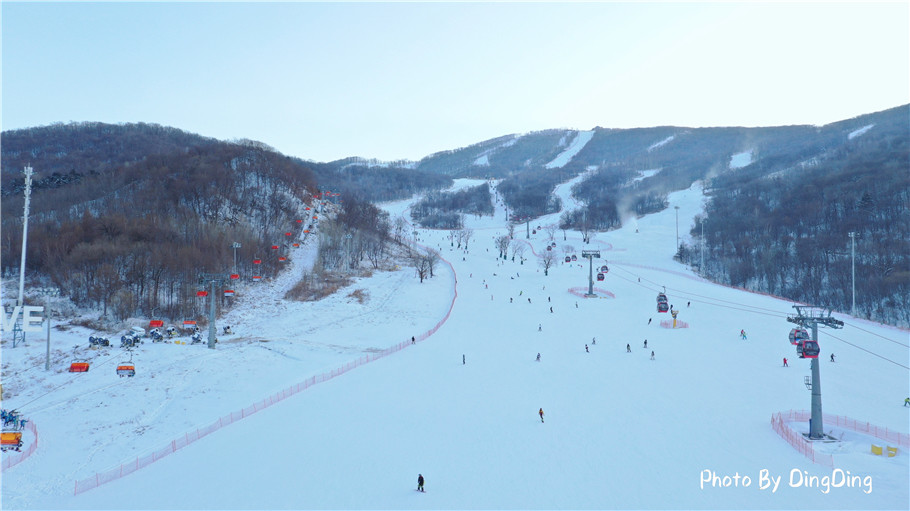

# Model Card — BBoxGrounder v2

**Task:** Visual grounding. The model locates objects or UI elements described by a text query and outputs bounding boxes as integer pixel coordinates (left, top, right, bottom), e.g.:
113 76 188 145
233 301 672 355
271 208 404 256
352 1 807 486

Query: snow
632 168 662 183
648 134 676 152
848 124 874 140
730 150 754 169
2 182 908 510
544 130 595 169
472 154 489 166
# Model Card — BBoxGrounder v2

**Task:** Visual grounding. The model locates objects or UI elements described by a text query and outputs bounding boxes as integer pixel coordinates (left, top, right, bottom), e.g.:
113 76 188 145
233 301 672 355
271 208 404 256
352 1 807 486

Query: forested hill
1 123 319 321
2 105 908 326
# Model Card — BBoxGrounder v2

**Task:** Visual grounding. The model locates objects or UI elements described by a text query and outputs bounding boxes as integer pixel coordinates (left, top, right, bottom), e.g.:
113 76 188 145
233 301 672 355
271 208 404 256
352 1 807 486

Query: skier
830 353 836 362
510 297 513 303
626 343 631 353
643 339 647 348
650 351 655 360
539 408 545 423
528 298 531 304
548 296 551 302
585 344 589 353
412 336 416 344
592 337 596 345
783 357 788 367
740 329 747 340
904 397 910 407
536 353 541 362
648 318 652 325
463 354 465 365
417 474 425 492
687 301 691 307
538 324 542 332
550 306 553 313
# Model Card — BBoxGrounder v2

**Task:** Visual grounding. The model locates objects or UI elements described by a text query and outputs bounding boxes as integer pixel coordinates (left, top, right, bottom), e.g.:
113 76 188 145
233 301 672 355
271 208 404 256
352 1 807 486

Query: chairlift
597 272 605 281
69 345 90 372
0 431 23 452
117 350 136 377
788 328 809 345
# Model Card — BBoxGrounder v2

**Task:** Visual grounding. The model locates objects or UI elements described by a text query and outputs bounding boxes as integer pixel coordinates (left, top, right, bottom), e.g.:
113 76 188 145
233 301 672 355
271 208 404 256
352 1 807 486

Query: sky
2 1 909 162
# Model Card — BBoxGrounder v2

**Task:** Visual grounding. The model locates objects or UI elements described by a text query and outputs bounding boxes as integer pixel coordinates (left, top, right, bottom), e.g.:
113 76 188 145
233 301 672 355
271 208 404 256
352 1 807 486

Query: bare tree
495 235 511 259
507 223 516 239
511 240 527 264
426 249 440 278
539 249 557 276
459 228 474 250
544 224 558 241
411 253 431 283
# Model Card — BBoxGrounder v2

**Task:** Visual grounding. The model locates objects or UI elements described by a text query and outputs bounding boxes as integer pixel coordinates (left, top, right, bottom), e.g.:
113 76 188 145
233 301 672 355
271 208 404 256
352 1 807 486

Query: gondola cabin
597 272 605 281
788 328 809 345
117 364 136 377
546 245 552 251
565 256 571 263
571 255 577 261
600 265 608 272
798 340 820 359
657 293 668 304
658 302 669 313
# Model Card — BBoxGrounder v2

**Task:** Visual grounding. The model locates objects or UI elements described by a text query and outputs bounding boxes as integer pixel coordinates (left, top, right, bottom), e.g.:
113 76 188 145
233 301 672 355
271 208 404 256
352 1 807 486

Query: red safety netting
1 420 38 471
770 409 910 467
75 248 457 496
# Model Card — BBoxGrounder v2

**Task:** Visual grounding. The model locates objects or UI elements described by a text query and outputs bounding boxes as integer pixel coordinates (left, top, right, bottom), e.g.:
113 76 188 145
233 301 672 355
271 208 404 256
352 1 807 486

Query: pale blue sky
2 1 908 162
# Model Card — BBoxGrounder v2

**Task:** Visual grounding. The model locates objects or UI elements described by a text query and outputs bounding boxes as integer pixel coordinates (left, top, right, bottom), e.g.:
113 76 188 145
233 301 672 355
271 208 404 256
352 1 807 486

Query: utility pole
198 273 228 349
848 232 857 316
18 166 34 307
45 304 51 371
674 206 680 255
232 242 242 274
581 250 601 297
700 220 705 273
786 305 844 440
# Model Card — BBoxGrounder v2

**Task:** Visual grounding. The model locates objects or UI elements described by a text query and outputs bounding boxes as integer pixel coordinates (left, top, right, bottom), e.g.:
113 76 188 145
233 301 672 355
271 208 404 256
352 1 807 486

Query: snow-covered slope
2 184 907 510
545 130 594 169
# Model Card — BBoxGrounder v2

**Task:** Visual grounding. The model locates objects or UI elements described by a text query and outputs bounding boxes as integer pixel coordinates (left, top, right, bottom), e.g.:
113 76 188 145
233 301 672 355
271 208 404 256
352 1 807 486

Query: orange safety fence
74 248 457 496
1 420 38 471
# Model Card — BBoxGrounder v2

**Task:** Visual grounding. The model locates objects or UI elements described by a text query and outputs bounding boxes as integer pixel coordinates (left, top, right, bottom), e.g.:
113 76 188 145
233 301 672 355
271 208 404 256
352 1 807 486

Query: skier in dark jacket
417 474 425 492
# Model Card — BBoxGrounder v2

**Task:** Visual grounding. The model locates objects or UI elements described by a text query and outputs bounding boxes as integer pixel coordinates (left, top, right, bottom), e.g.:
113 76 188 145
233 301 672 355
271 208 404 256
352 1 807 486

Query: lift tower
786 305 844 439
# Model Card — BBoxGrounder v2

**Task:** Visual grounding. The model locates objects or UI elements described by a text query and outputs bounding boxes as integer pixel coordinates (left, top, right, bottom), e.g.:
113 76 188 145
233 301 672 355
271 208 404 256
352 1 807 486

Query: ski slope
2 181 907 510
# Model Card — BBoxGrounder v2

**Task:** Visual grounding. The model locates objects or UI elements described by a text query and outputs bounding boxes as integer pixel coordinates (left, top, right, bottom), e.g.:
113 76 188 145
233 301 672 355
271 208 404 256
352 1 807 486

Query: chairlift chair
117 350 136 377
68 345 90 372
